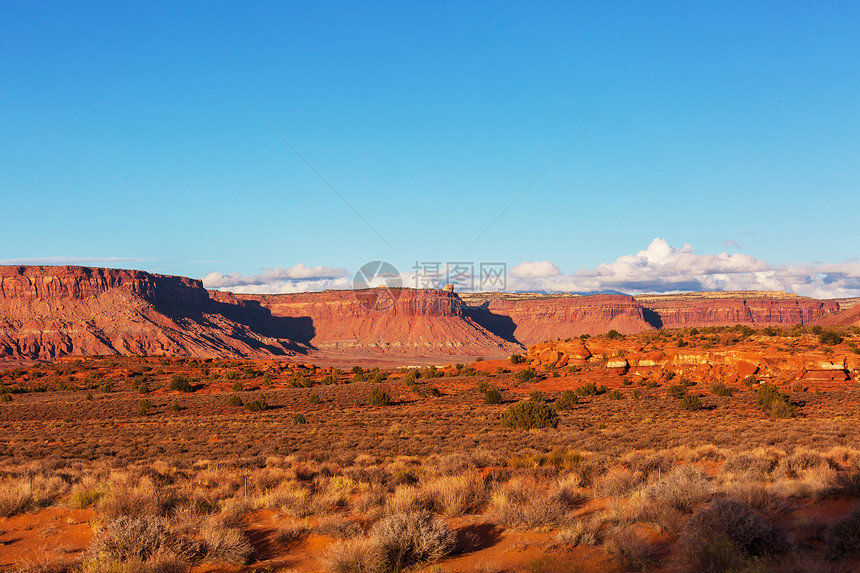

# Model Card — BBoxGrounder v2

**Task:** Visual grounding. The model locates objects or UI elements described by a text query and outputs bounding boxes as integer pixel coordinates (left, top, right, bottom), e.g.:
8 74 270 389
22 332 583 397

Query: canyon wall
0 266 300 361
634 292 839 328
232 288 523 358
0 267 849 363
460 294 653 346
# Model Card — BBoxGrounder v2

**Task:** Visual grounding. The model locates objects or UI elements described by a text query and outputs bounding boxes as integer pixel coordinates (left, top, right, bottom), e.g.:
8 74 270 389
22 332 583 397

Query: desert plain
2 266 860 572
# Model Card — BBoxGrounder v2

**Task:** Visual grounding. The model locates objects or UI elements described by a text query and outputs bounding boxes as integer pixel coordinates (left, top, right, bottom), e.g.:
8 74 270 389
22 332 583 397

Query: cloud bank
202 264 350 294
507 238 860 298
202 239 860 298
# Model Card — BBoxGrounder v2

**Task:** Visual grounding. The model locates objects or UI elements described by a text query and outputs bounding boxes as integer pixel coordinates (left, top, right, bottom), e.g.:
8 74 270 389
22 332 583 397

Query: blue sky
2 2 859 297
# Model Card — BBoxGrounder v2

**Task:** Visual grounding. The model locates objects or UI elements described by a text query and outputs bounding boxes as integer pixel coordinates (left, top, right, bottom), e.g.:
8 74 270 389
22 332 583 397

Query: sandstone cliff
634 291 838 328
231 288 523 358
459 293 653 346
0 266 301 360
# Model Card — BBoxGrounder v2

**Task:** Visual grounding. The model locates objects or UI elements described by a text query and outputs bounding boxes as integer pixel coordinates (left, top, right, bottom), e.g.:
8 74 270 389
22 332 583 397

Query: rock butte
0 265 857 363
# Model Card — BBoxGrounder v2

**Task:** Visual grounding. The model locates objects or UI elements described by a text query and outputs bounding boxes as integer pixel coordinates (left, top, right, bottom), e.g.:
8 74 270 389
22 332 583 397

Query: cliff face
0 266 848 364
0 266 301 361
233 289 523 357
0 266 209 308
634 292 839 328
460 294 653 346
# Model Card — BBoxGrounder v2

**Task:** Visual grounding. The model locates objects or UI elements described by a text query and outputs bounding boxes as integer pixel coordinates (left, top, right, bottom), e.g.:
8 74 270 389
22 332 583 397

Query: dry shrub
774 450 833 480
571 454 609 487
385 484 431 515
420 471 487 516
622 450 675 477
316 515 363 538
0 474 68 517
217 495 255 526
720 449 781 481
353 483 387 515
555 518 601 547
824 505 860 560
644 465 710 512
322 537 385 573
88 516 191 563
80 551 188 573
99 474 168 518
13 557 73 573
676 444 727 463
594 467 644 498
603 526 659 570
488 477 570 529
370 511 455 568
677 499 789 572
627 497 684 533
826 470 860 497
275 520 310 549
726 481 793 515
259 480 312 516
68 476 104 509
199 524 253 565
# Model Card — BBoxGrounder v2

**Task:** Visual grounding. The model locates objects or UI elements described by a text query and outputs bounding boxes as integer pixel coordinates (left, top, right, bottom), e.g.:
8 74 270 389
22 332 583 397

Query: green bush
606 330 623 339
529 390 544 402
228 394 243 407
293 413 307 424
757 384 795 418
137 399 151 416
0 393 12 403
667 384 689 399
243 395 268 412
85 392 94 401
515 368 539 383
501 400 559 430
484 387 503 405
711 382 733 396
321 374 337 385
819 330 844 346
352 373 366 383
169 375 194 393
368 388 391 406
576 382 604 397
608 390 624 400
680 394 703 411
678 499 789 571
170 402 181 412
555 390 579 410
309 393 321 404
510 354 526 365
231 381 245 392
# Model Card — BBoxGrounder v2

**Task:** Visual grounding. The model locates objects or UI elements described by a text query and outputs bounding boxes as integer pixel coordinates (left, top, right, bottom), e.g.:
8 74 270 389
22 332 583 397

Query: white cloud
506 238 860 298
510 260 561 278
202 264 350 294
200 241 860 299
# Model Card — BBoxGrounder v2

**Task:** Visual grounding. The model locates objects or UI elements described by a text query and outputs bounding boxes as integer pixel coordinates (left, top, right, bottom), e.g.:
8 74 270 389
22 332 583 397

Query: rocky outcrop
526 339 859 384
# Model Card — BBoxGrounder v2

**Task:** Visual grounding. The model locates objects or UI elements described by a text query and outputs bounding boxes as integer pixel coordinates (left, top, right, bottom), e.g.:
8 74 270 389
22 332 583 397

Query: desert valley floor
2 324 860 572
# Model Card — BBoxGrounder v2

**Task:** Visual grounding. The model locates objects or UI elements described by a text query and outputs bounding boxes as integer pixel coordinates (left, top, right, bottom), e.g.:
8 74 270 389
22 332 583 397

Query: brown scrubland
1 325 860 572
